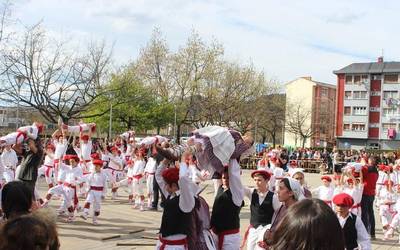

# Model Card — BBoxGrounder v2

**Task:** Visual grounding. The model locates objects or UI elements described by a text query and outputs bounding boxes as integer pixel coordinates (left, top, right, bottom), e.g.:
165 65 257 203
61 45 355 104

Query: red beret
321 175 332 182
81 135 89 141
91 153 100 159
384 180 394 186
111 146 118 152
333 193 354 207
126 160 133 165
378 164 385 171
63 154 79 161
162 167 180 185
251 170 271 180
92 159 104 166
46 144 55 151
347 178 354 184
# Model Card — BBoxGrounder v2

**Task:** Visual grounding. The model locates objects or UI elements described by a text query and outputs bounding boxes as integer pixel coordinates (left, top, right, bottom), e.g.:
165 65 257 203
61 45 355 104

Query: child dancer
81 159 107 225
312 175 334 208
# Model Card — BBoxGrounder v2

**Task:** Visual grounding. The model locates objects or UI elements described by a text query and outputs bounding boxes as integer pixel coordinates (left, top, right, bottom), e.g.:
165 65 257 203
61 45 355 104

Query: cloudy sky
11 0 400 84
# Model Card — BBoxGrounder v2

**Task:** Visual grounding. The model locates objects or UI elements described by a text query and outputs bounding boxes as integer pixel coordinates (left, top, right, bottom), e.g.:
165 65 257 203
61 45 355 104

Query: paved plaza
38 170 399 250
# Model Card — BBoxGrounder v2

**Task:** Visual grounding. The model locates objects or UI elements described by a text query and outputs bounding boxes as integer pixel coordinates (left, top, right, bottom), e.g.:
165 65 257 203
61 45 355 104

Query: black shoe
148 207 158 211
370 235 376 240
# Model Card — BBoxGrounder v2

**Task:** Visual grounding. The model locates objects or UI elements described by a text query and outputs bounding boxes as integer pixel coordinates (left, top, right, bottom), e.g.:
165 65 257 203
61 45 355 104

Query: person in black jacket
210 159 244 250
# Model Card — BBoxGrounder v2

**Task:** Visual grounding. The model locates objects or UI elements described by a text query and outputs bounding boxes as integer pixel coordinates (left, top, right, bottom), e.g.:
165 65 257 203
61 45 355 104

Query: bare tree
0 0 12 46
0 24 114 123
285 101 314 148
258 93 286 147
134 28 172 99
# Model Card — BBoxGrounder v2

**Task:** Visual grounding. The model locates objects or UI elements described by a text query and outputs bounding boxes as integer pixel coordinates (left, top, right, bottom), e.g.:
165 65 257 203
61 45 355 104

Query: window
382 123 397 130
320 88 328 97
345 75 353 84
352 124 366 131
370 107 380 112
353 106 367 115
344 106 351 115
344 91 352 99
383 91 398 99
343 124 350 130
353 91 367 99
372 75 381 80
384 74 399 83
362 75 369 82
354 75 361 84
383 108 398 117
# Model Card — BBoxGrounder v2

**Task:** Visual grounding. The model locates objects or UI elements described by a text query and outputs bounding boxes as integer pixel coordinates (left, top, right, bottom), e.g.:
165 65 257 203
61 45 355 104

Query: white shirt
80 141 92 161
1 149 18 168
132 159 145 176
54 139 68 159
57 163 70 182
108 154 123 170
313 185 334 201
337 213 371 250
64 165 83 186
344 186 364 205
144 157 157 174
83 171 107 195
43 154 55 167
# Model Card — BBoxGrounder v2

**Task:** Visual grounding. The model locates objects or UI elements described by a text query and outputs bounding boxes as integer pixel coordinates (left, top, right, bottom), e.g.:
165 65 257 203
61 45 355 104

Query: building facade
334 58 400 150
284 77 336 148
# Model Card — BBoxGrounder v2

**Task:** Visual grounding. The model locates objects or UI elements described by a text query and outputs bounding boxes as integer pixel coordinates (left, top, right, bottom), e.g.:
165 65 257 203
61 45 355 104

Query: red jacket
362 165 379 196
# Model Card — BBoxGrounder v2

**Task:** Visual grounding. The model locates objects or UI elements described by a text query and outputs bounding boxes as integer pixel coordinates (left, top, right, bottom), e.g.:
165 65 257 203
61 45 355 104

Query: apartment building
284 77 336 148
334 57 400 150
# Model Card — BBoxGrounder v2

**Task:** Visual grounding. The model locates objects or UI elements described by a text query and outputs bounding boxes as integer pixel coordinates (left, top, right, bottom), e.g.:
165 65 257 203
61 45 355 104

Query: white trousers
146 174 154 195
247 226 268 250
212 232 240 250
85 190 103 213
3 168 14 183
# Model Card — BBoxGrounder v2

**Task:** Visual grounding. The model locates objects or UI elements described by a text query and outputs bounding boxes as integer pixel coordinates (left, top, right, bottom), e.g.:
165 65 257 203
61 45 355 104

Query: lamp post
173 104 177 143
108 93 113 140
14 75 25 129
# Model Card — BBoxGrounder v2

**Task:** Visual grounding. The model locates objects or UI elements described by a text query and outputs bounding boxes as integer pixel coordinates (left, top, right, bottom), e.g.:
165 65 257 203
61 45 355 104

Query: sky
10 0 400 84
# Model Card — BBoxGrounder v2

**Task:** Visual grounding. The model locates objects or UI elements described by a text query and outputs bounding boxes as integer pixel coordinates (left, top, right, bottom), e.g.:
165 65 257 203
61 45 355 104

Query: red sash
159 236 187 250
133 174 143 180
212 228 240 250
90 186 104 191
44 165 54 178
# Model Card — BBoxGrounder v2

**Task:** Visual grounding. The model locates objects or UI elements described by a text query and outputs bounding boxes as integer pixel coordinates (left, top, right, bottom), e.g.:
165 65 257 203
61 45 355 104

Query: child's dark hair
0 215 52 250
1 181 33 219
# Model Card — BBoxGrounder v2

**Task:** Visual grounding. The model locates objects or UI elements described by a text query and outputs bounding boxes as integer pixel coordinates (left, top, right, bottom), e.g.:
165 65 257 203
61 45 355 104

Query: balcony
342 130 368 139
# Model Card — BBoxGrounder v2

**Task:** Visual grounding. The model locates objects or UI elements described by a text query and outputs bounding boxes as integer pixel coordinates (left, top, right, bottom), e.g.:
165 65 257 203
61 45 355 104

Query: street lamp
173 104 177 143
108 93 113 140
14 75 25 129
